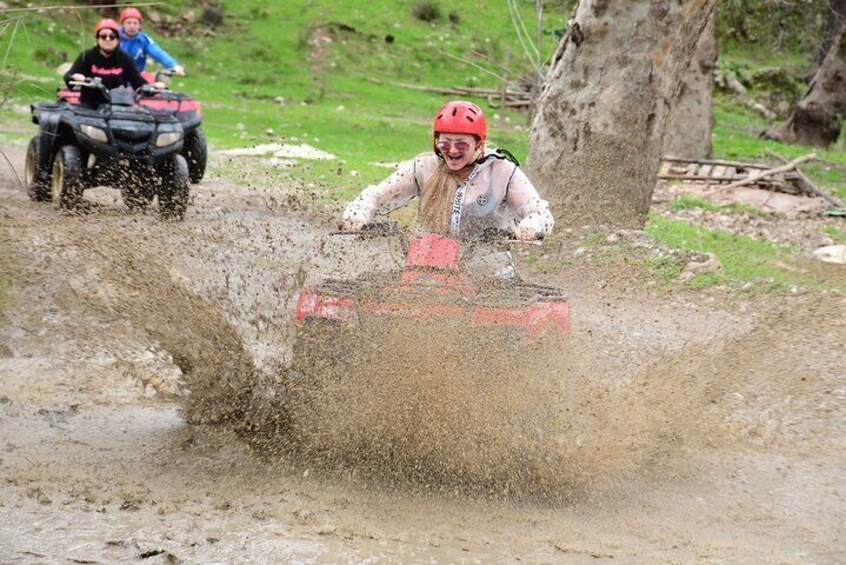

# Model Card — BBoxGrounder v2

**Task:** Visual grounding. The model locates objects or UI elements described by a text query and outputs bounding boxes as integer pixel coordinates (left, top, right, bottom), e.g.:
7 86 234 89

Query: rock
680 252 722 280
56 62 71 76
812 245 846 264
725 71 747 95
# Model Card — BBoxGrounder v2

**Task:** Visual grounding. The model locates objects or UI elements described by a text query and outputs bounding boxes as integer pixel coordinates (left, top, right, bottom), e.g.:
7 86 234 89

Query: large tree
527 0 718 229
663 8 717 159
762 23 846 149
819 0 846 66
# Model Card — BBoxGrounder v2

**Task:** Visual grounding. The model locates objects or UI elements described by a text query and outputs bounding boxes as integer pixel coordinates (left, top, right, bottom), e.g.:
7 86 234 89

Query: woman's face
97 29 119 54
436 134 481 171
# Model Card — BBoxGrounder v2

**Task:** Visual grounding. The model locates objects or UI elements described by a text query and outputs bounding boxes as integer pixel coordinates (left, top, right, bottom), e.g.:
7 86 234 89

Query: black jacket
64 47 147 107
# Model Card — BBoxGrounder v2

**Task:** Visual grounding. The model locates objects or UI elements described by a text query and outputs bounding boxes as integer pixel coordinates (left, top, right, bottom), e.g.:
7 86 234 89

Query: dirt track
1 145 845 563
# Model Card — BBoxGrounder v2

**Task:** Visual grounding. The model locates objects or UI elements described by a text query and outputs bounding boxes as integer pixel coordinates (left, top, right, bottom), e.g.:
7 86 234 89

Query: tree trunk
663 8 717 159
819 0 846 67
762 24 846 149
527 0 717 230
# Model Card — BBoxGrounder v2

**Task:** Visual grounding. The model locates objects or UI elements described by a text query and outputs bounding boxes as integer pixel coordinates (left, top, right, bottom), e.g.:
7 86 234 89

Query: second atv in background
25 78 191 219
140 69 207 184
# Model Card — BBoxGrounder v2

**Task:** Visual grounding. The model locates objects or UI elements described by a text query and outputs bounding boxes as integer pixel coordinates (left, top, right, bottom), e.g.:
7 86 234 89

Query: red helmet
94 18 120 37
433 100 487 144
120 7 143 23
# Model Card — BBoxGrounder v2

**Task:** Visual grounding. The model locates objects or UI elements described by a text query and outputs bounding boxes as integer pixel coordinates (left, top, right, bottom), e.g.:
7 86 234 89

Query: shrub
411 2 441 23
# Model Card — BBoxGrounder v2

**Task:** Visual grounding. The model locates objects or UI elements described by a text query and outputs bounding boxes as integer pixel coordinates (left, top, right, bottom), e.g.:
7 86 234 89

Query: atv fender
33 111 64 175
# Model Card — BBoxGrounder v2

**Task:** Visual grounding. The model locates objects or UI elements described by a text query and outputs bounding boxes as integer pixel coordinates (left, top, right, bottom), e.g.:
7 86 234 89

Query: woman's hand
513 225 538 241
342 218 365 233
71 73 86 82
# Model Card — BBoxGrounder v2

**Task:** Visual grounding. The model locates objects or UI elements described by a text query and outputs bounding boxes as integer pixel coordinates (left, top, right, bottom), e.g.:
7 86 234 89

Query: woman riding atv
64 19 150 108
342 101 553 240
342 100 554 277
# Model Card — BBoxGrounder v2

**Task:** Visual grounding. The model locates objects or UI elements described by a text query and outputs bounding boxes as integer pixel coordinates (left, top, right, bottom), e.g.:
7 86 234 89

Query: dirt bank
1 144 844 563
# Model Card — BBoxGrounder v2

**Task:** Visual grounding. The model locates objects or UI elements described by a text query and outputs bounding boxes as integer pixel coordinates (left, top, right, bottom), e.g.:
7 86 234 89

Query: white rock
813 244 846 264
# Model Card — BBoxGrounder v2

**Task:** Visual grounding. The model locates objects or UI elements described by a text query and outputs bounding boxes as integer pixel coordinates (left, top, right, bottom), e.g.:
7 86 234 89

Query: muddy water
1 146 845 563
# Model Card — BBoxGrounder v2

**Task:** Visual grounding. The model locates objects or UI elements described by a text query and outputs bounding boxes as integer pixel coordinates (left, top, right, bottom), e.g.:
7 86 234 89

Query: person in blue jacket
119 7 185 76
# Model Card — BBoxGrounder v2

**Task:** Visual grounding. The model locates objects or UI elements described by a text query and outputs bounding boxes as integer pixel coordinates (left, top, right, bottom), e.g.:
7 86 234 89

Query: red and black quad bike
139 70 206 184
54 70 207 184
25 77 190 219
290 223 570 384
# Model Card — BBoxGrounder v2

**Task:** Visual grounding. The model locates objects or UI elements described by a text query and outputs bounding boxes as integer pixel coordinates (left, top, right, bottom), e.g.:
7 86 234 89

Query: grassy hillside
1 0 571 198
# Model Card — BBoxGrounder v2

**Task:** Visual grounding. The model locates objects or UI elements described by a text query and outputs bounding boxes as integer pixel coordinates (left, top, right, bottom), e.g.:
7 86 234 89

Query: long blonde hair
419 160 457 234
420 137 483 233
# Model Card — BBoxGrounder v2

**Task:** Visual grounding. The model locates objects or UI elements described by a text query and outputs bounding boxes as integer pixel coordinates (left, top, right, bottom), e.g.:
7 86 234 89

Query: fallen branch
709 153 817 194
765 149 845 208
658 173 788 183
368 79 527 100
663 155 770 169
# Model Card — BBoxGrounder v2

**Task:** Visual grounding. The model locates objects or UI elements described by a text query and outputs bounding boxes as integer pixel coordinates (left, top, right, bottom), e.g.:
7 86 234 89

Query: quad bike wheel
157 154 190 220
51 145 84 210
25 136 51 202
182 127 207 184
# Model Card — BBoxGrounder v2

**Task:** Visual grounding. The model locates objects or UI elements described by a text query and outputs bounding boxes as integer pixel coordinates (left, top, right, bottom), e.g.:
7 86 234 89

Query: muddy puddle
1 145 844 563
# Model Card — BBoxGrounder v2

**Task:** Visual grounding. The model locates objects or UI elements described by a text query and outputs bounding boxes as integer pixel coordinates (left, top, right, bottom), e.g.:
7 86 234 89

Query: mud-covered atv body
294 230 570 340
55 70 207 184
25 79 199 219
284 228 570 463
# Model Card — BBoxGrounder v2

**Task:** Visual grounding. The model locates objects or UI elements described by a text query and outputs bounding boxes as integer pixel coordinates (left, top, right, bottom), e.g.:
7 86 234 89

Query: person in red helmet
343 100 554 243
64 19 148 108
119 6 185 76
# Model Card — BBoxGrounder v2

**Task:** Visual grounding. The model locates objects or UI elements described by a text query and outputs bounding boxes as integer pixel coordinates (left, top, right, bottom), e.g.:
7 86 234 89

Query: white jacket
343 151 554 237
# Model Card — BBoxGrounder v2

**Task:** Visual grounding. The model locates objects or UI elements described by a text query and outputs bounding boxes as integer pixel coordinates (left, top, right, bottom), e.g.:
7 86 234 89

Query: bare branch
438 50 509 83
2 3 162 14
506 0 543 79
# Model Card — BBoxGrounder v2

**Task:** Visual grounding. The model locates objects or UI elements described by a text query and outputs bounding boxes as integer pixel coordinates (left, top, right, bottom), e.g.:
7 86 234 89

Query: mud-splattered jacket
343 151 554 237
119 29 179 72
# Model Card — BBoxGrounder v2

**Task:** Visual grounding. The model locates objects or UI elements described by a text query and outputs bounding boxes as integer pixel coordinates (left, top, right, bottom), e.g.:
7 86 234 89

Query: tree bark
762 24 846 149
819 0 846 67
527 0 717 230
663 8 716 159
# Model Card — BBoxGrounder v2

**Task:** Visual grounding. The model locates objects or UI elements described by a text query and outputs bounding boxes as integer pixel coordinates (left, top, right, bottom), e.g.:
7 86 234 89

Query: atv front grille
112 129 152 148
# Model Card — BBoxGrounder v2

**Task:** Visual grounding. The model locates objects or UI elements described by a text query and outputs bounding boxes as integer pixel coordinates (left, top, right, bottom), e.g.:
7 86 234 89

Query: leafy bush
411 2 441 23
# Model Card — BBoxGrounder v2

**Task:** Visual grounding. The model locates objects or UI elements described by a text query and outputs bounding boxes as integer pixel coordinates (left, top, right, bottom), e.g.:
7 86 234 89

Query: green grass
670 195 768 217
645 215 831 292
822 226 846 243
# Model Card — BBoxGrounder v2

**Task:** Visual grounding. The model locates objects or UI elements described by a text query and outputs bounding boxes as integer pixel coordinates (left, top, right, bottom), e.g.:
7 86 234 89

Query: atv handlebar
69 77 105 90
334 222 543 245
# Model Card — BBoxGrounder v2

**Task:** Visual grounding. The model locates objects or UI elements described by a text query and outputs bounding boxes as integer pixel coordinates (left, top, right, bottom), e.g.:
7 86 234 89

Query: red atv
283 224 570 470
292 225 569 378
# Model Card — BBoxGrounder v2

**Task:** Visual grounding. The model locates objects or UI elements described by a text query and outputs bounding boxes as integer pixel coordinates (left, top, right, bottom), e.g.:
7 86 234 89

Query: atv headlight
156 132 182 147
80 124 108 143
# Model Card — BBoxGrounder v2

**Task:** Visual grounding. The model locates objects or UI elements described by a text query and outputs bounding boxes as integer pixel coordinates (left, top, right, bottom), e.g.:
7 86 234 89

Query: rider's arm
123 53 149 90
504 166 555 238
143 33 179 70
64 52 88 86
343 158 421 226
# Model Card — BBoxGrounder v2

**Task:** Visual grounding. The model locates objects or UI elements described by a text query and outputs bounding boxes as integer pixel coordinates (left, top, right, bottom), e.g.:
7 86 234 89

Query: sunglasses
436 139 474 153
98 33 118 40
